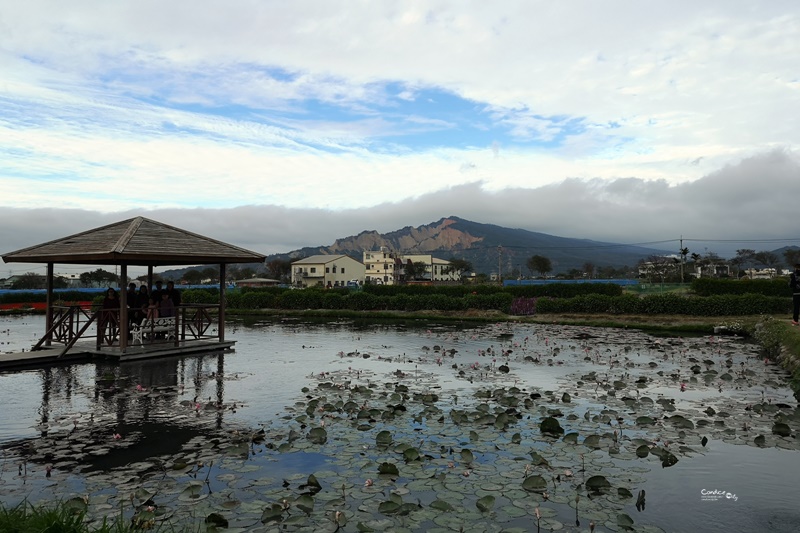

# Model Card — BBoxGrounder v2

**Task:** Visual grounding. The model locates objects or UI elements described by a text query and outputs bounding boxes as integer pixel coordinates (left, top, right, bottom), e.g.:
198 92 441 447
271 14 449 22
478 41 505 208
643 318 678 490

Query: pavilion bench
131 316 176 345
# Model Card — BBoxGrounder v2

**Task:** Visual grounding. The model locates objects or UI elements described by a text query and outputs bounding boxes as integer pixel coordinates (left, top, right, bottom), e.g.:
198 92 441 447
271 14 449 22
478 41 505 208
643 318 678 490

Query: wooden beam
45 262 54 347
219 263 226 342
120 264 128 352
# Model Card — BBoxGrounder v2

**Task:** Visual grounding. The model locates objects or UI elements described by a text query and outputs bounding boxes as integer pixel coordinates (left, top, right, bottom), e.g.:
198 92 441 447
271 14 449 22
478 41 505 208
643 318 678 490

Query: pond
1 314 799 532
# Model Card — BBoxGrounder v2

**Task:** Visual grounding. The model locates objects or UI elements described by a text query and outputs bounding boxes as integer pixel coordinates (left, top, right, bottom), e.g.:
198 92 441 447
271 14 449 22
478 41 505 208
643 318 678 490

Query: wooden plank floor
0 338 235 370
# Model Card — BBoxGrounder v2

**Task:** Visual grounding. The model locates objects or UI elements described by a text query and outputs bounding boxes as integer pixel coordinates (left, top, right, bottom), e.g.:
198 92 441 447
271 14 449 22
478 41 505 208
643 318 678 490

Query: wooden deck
0 338 235 371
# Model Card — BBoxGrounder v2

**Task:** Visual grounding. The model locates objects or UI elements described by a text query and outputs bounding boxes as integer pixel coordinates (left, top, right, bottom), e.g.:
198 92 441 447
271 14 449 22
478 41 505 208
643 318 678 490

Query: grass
0 501 111 533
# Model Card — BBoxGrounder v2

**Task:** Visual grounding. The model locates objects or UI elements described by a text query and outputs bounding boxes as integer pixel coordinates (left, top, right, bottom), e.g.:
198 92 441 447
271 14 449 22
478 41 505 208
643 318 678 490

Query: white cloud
1 0 799 272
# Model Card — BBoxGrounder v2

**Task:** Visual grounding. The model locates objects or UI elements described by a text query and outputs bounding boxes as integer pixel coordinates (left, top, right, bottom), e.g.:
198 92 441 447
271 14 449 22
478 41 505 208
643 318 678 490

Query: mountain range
264 217 671 276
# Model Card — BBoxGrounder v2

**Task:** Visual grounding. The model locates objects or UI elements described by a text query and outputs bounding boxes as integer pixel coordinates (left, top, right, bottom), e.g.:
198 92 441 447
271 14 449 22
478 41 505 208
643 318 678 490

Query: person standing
151 280 163 303
159 291 175 317
166 280 181 308
791 264 800 326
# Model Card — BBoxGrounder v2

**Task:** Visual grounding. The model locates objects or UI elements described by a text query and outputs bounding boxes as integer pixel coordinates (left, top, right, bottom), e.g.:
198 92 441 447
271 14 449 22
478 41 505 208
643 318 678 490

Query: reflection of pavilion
1 217 265 367
4 349 232 474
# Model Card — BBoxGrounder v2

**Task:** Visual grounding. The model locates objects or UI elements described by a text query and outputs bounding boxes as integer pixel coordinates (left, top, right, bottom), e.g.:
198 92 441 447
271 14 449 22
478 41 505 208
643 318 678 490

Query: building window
311 267 316 273
341 268 345 274
326 267 330 273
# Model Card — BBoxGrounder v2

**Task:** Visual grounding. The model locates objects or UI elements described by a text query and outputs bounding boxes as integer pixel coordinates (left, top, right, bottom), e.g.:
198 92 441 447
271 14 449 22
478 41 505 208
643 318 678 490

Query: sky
2 1 800 277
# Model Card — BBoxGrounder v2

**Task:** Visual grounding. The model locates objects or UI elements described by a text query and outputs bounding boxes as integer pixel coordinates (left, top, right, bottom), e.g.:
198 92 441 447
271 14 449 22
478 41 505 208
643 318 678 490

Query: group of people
102 280 182 324
126 280 182 323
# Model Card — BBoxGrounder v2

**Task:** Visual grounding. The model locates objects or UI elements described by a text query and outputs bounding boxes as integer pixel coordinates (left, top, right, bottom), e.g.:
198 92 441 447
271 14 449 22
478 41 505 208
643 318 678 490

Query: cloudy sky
2 1 799 277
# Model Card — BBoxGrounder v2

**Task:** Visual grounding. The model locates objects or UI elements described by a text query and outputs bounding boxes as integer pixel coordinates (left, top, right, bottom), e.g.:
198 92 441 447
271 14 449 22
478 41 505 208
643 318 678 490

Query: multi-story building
362 248 462 285
363 247 404 285
291 255 365 288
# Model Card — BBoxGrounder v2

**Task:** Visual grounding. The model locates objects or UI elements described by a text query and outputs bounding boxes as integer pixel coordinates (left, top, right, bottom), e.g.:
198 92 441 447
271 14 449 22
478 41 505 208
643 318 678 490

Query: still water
1 314 799 532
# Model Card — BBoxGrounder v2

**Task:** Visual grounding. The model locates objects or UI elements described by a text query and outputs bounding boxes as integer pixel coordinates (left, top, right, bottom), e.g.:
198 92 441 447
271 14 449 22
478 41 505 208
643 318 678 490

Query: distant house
363 247 404 285
291 255 366 288
402 254 461 282
362 247 462 284
236 277 281 288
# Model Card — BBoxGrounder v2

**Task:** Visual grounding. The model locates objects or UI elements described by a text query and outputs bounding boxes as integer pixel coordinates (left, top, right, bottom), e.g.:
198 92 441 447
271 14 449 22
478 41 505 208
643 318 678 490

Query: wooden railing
180 304 220 341
31 304 222 356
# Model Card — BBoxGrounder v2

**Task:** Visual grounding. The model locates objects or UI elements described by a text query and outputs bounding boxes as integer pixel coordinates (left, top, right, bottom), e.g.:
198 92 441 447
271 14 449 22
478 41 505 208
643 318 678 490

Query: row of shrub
223 289 515 313
691 277 789 297
513 293 789 316
0 290 101 304
362 283 623 299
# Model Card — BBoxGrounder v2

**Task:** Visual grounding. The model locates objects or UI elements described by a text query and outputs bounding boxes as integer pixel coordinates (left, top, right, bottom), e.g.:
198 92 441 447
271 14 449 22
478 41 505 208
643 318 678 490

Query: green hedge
534 293 788 316
0 290 100 304
691 277 789 297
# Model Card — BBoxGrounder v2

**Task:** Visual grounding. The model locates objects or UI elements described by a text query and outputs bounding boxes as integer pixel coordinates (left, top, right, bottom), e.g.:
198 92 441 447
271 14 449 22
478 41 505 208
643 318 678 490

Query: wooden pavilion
1 217 266 362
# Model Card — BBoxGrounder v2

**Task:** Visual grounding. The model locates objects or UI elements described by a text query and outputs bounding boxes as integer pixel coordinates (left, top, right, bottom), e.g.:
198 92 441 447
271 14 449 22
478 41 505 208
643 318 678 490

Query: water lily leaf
561 392 571 403
307 427 328 445
540 417 564 435
529 451 549 467
661 451 679 468
773 423 791 437
205 513 229 527
636 445 650 458
522 475 547 492
586 475 611 493
378 462 399 475
295 494 314 514
356 522 375 532
376 430 393 448
469 430 480 441
563 432 579 444
476 495 496 512
179 482 207 502
300 474 322 493
701 436 708 447
64 497 88 513
617 487 633 499
403 447 420 463
511 432 522 444
430 499 455 512
636 416 655 426
378 500 401 515
460 449 475 464
754 435 766 447
617 512 635 530
583 435 602 449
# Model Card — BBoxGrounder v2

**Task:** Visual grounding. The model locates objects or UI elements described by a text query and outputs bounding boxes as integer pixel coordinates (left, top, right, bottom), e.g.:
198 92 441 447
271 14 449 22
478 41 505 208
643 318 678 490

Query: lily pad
476 495 496 512
522 475 547 493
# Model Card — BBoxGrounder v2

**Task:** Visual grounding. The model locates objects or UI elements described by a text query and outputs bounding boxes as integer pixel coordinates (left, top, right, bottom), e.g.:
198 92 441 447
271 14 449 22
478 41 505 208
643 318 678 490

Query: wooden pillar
147 266 153 291
45 262 54 347
219 263 226 342
120 264 128 352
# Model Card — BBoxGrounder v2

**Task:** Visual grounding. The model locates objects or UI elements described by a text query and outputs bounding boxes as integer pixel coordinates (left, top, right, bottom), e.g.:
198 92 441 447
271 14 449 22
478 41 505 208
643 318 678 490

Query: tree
784 249 800 270
443 258 473 281
639 255 675 287
201 267 219 283
679 247 689 283
526 255 552 278
265 259 292 282
183 269 203 285
79 268 118 287
405 261 429 281
11 272 46 289
753 251 781 277
582 262 595 279
732 249 756 278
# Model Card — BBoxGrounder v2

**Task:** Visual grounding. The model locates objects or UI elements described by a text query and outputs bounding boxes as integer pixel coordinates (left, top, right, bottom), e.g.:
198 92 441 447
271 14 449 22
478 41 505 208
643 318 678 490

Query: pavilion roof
2 217 266 266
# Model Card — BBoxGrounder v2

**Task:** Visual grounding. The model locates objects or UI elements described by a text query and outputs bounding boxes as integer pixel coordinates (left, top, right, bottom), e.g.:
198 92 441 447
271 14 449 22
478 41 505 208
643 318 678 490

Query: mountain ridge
278 216 670 275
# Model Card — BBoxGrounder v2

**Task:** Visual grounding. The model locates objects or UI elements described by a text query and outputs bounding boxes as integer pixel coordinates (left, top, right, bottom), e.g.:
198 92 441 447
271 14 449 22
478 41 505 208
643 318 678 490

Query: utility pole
680 235 684 284
498 245 503 285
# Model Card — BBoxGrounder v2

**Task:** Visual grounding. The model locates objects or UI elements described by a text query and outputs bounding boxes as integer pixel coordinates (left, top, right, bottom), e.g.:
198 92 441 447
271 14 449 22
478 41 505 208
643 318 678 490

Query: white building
363 247 404 285
362 248 462 284
291 255 365 288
